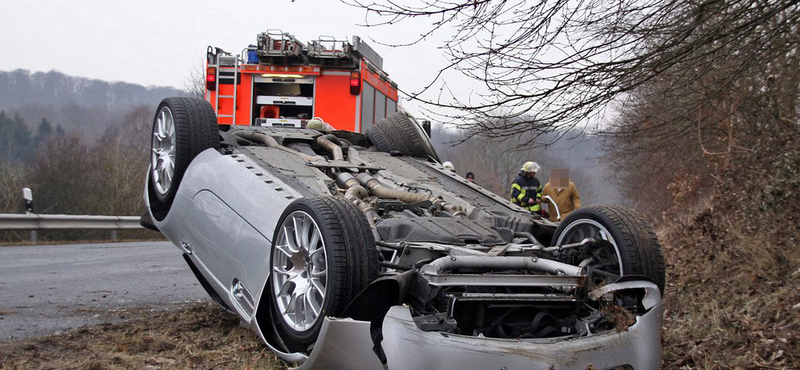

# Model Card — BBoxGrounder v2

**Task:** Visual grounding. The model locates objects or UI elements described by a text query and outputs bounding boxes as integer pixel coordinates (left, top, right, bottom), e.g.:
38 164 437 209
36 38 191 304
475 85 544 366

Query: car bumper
298 303 662 370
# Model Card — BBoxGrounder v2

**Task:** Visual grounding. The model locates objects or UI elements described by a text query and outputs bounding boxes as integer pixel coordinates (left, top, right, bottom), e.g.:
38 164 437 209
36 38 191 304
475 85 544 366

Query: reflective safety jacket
510 172 542 212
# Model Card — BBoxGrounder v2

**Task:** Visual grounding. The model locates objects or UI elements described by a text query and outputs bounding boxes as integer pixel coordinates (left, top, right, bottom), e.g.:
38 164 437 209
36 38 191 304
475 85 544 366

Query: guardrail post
23 188 36 242
111 230 118 241
23 188 34 214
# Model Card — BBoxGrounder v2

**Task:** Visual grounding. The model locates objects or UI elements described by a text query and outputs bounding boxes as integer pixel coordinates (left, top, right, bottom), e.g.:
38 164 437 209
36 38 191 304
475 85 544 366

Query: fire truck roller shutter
314 74 358 131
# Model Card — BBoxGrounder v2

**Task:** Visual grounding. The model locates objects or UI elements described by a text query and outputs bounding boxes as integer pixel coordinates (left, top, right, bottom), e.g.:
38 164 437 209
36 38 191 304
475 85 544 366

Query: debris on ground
600 303 636 333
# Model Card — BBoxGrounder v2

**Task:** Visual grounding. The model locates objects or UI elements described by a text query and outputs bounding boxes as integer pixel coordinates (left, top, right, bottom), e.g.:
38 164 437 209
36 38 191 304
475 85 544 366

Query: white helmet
521 161 540 173
306 117 333 131
442 161 455 172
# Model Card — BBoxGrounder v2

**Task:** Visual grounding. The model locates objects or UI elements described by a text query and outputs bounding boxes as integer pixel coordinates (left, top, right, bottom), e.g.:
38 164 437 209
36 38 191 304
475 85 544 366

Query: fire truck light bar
243 65 320 75
261 74 305 79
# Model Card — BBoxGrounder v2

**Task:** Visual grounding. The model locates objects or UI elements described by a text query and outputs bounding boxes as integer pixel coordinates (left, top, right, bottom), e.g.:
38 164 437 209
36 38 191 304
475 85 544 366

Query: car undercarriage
144 98 666 369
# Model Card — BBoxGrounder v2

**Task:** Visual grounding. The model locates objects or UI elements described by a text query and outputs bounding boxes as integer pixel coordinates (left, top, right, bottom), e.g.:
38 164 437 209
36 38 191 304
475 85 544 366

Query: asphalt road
0 241 208 341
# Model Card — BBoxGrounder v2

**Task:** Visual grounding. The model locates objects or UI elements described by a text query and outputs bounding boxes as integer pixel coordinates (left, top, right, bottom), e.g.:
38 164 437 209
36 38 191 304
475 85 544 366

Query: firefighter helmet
521 161 540 173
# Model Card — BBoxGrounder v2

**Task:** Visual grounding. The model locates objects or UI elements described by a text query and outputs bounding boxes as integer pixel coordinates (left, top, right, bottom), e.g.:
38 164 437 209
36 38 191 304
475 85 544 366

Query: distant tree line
0 69 196 242
0 106 157 242
0 111 64 162
0 69 184 142
0 69 183 111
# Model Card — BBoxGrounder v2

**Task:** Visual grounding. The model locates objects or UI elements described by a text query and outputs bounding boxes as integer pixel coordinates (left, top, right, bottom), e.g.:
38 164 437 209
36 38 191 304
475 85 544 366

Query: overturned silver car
143 97 666 369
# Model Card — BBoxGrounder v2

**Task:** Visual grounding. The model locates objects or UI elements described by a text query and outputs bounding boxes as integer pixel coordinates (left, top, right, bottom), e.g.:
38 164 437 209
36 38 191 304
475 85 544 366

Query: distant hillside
0 69 185 139
0 69 183 110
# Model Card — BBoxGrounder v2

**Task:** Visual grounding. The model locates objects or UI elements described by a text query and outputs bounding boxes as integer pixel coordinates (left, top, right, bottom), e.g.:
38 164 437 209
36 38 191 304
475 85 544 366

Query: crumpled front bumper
298 302 663 370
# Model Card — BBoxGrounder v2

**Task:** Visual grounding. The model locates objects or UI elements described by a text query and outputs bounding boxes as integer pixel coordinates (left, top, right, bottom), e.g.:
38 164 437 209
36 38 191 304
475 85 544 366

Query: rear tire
148 97 220 220
366 112 439 162
552 204 666 294
270 196 379 352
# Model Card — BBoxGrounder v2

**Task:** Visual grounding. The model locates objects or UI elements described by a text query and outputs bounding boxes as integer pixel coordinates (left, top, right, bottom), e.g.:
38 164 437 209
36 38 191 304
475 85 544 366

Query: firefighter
442 161 455 172
510 161 546 216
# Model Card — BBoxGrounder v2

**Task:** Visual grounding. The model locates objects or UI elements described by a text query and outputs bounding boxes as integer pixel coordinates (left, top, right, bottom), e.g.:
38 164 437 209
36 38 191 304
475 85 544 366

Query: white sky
0 0 460 115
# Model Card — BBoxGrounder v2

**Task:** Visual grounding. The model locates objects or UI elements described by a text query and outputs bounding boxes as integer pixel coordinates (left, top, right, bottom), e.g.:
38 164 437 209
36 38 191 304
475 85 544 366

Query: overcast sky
0 0 460 115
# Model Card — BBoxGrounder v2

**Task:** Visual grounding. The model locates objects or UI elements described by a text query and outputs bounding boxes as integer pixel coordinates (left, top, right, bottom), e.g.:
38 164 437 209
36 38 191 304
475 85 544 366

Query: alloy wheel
151 106 177 197
271 211 328 332
555 219 624 274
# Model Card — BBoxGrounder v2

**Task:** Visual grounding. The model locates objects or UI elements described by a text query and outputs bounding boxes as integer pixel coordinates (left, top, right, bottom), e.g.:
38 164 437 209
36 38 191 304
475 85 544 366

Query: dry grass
659 198 800 368
0 303 285 370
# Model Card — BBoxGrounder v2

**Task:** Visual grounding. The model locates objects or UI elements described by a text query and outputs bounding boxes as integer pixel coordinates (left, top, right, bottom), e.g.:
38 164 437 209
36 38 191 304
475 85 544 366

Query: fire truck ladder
215 54 240 124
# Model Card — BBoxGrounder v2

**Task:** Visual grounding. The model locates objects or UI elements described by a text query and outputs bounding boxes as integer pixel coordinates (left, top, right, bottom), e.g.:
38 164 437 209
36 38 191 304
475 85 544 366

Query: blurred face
526 172 535 178
551 169 569 188
466 176 474 182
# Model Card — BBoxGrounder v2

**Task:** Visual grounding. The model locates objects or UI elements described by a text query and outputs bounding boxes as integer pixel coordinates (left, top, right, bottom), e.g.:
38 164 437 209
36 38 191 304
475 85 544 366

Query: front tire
552 204 666 294
148 97 220 220
270 197 379 352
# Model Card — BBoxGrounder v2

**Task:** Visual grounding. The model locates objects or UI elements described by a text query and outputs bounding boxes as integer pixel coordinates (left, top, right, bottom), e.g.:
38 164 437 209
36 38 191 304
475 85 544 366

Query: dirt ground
0 303 285 370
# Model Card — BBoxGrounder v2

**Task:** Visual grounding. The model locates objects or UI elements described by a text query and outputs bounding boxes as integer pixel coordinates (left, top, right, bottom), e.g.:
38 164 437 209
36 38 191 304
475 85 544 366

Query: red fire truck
205 30 399 133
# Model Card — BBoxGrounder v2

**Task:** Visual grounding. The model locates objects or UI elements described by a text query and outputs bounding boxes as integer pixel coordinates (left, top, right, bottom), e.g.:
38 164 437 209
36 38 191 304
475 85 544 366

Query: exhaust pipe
232 130 319 162
355 173 466 218
315 134 344 161
356 173 428 203
336 173 379 228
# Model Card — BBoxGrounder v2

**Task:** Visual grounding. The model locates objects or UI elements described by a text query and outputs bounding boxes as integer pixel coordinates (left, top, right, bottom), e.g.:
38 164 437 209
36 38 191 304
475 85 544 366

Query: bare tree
0 161 30 213
184 60 206 99
346 0 800 141
433 125 606 204
599 0 800 219
94 105 151 215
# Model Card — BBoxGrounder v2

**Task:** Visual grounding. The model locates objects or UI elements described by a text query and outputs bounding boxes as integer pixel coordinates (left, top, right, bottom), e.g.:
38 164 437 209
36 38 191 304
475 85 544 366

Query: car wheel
551 204 666 294
270 196 379 351
365 111 440 162
148 97 220 220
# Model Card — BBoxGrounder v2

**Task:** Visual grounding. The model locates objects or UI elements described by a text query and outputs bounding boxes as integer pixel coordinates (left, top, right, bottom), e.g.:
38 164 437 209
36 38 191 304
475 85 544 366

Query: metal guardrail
0 213 143 242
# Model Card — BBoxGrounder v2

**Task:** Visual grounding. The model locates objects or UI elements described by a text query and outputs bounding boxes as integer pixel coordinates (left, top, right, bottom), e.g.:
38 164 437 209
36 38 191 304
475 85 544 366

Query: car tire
148 97 220 220
365 111 440 162
551 204 666 294
270 196 379 352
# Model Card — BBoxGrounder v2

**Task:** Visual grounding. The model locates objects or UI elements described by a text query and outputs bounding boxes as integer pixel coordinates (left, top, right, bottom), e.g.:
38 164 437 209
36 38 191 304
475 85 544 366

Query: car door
184 190 242 295
230 223 271 321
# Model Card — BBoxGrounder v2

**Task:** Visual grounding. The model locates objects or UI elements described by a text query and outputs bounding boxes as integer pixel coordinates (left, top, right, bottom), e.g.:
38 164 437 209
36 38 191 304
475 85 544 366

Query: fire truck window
387 99 397 116
256 83 312 97
375 90 387 121
276 105 311 118
361 83 375 132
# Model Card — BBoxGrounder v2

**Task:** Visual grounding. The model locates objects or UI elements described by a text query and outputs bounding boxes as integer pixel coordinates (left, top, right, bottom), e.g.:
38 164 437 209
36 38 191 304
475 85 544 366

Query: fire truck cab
205 30 399 133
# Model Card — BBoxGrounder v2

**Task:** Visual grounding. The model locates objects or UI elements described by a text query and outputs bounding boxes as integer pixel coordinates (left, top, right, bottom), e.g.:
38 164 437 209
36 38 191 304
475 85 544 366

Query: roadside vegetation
0 104 160 243
0 303 283 370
